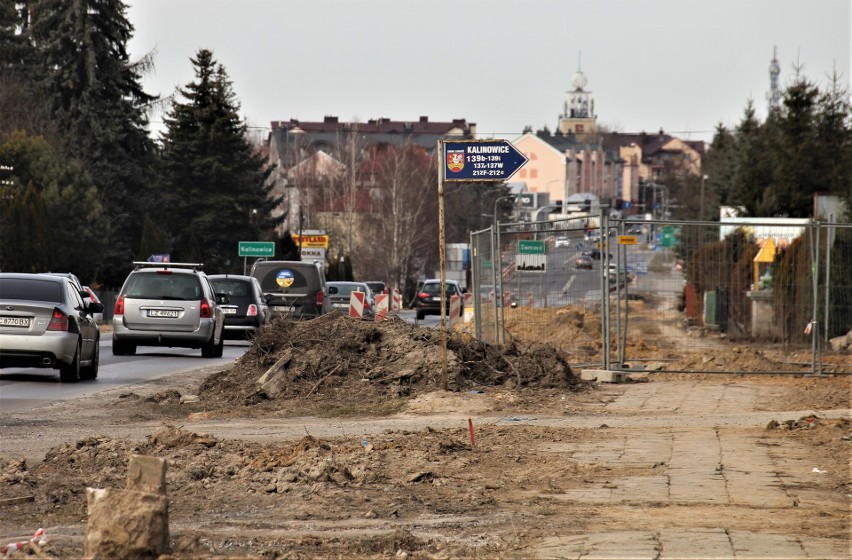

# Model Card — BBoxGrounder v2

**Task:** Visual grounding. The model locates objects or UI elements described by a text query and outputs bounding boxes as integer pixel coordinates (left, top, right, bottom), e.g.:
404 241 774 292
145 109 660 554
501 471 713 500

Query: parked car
575 255 593 270
250 260 330 319
413 279 463 320
82 286 104 324
0 272 103 382
209 274 268 340
112 262 227 357
364 281 389 295
327 281 375 317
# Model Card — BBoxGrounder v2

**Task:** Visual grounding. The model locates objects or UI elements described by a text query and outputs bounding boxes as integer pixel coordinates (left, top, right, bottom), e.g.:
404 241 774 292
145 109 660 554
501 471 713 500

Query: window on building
530 169 538 179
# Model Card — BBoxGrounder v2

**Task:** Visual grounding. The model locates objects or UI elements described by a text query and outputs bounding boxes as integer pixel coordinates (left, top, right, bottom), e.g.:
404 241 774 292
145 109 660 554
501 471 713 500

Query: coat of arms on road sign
446 149 465 173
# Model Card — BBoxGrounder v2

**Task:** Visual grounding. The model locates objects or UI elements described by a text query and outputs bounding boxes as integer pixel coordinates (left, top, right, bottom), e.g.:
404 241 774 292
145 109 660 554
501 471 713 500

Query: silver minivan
112 262 227 357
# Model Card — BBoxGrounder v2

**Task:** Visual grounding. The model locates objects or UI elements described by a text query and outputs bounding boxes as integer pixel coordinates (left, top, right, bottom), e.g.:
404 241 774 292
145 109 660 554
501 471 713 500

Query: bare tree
360 143 437 290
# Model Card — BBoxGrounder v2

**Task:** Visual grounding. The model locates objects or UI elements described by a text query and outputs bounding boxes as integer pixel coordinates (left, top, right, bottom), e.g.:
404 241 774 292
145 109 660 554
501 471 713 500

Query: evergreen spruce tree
772 71 822 217
158 49 282 273
136 214 171 262
0 131 104 280
731 100 776 216
815 71 852 217
279 231 301 261
29 0 158 284
704 123 737 210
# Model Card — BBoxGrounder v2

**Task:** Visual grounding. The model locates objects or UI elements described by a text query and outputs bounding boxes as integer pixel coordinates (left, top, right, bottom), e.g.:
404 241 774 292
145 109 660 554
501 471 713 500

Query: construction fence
469 216 852 375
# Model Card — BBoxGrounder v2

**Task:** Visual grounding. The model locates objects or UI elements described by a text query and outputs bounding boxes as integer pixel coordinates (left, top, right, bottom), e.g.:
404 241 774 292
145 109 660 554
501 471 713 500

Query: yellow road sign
618 235 638 245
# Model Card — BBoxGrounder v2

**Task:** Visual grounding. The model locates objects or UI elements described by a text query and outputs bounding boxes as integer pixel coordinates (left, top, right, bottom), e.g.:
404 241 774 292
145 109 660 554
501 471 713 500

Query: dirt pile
197 313 582 415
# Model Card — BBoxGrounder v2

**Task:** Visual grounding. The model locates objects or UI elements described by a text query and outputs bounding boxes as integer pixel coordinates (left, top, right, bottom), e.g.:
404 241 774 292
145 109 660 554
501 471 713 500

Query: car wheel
415 310 424 321
112 339 136 356
201 331 217 358
214 334 224 358
80 336 99 380
59 340 81 383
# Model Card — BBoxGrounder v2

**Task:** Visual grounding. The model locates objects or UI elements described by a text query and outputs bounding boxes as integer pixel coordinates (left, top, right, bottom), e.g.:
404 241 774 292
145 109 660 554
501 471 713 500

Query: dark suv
250 260 330 319
112 262 227 357
413 279 462 320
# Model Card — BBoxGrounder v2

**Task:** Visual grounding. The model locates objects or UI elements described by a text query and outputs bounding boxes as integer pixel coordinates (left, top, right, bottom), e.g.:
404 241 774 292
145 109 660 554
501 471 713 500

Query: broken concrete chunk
126 455 167 496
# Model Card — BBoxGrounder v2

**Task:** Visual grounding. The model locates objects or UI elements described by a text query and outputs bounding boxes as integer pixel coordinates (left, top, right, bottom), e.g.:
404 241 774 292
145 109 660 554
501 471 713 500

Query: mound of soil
198 314 582 414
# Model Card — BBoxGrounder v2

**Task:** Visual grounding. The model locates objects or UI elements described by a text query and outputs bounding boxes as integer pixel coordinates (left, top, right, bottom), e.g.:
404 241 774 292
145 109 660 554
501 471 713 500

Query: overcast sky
125 0 851 144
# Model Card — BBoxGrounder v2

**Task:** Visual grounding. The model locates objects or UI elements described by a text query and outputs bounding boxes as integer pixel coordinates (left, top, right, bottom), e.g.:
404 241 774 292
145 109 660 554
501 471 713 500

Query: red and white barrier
374 293 389 321
391 288 402 311
349 290 365 319
2 528 46 556
449 294 461 324
463 293 474 322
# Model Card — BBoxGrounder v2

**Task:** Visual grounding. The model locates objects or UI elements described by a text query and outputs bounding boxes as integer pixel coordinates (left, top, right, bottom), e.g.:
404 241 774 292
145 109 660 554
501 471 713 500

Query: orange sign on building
292 234 329 249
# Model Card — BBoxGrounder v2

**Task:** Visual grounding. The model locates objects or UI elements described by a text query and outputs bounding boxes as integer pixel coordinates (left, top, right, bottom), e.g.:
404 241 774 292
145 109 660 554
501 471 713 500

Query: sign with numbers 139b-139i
443 139 528 182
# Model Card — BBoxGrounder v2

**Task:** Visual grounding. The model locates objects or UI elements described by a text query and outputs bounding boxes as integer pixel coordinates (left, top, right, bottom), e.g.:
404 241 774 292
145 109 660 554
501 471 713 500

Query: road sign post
238 241 275 274
437 139 528 385
443 140 528 182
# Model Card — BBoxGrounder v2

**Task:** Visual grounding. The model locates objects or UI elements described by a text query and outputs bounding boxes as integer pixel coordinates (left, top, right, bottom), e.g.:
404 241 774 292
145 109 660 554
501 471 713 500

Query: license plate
148 309 179 318
272 306 296 314
0 316 30 327
333 303 348 309
222 308 237 315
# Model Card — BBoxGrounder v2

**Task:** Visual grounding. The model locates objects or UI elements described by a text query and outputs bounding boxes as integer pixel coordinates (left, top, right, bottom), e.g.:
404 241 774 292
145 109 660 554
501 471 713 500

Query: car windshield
124 274 201 300
365 282 385 292
0 278 63 303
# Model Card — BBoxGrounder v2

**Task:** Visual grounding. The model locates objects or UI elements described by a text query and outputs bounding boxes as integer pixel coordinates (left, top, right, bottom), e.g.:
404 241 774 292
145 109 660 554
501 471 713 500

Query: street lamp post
699 174 709 221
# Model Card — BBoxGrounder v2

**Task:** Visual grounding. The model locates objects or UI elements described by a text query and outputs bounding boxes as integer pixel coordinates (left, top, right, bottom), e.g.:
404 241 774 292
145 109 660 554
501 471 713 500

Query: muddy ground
0 308 850 559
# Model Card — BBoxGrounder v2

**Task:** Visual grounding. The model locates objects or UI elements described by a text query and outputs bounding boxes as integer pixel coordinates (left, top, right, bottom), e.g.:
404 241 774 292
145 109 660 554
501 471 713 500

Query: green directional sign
238 241 275 257
518 240 545 254
660 226 676 248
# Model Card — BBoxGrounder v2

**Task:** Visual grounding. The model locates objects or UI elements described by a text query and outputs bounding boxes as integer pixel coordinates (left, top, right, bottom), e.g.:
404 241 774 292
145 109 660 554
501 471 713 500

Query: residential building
511 131 623 213
267 116 476 234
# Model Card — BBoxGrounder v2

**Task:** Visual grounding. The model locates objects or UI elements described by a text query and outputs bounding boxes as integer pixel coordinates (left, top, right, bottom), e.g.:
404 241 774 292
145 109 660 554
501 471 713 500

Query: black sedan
0 273 102 382
209 274 268 340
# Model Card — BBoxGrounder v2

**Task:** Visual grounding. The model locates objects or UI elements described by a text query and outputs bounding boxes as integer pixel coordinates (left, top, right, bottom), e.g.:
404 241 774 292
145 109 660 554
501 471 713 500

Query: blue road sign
443 139 528 182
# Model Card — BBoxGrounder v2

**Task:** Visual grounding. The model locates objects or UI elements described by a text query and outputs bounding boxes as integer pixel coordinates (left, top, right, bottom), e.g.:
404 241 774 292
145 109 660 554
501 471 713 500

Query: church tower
558 58 597 136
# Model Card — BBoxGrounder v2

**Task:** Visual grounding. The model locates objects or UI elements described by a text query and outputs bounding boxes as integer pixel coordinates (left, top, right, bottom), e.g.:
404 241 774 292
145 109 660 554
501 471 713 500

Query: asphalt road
0 336 251 413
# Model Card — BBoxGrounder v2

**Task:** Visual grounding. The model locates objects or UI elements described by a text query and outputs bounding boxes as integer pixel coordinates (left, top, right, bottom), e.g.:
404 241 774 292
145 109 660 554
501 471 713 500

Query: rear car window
422 282 459 295
211 280 249 297
0 278 63 303
253 264 319 293
329 284 365 297
123 273 202 300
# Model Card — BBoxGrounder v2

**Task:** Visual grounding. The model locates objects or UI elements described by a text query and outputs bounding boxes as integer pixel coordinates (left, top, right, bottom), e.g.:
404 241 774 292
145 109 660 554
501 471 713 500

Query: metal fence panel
469 216 851 375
